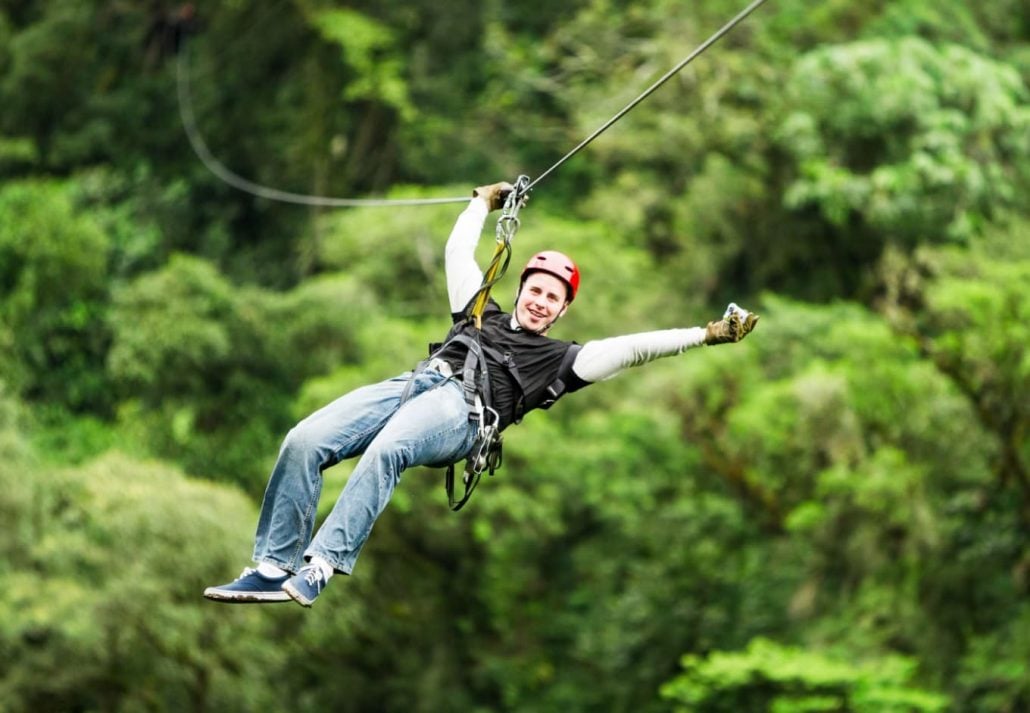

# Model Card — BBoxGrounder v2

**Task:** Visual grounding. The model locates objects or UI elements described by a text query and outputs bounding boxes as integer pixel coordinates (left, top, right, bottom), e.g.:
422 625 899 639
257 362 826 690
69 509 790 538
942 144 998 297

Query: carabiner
494 174 531 245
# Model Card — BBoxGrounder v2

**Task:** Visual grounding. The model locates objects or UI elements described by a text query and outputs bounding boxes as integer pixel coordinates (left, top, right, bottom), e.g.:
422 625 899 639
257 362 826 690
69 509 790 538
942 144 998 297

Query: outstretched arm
572 328 706 382
571 307 759 383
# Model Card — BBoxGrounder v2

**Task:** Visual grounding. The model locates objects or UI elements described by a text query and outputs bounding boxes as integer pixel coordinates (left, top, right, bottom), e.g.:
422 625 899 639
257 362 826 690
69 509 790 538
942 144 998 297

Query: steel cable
177 0 769 207
525 0 771 193
176 44 469 207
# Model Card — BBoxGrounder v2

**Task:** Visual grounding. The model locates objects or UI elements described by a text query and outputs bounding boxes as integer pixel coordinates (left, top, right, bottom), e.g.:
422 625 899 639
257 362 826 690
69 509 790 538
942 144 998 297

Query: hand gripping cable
467 175 531 329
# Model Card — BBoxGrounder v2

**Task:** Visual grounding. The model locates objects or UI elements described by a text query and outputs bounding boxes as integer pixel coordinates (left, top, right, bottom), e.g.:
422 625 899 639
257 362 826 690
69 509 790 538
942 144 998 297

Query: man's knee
280 423 327 460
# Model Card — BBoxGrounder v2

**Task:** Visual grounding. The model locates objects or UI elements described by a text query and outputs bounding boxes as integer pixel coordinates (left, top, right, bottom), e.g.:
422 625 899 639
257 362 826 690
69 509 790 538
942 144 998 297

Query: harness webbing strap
439 328 497 511
404 323 578 511
445 332 492 414
539 343 582 410
468 241 511 330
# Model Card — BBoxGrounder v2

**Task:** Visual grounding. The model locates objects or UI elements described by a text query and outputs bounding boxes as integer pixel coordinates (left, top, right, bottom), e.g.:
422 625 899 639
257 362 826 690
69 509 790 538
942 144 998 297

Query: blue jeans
253 370 476 574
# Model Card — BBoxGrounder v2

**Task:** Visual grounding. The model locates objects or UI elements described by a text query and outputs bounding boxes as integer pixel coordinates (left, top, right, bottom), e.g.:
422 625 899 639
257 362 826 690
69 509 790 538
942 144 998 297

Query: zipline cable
457 0 769 321
175 43 469 207
178 0 768 207
525 0 771 193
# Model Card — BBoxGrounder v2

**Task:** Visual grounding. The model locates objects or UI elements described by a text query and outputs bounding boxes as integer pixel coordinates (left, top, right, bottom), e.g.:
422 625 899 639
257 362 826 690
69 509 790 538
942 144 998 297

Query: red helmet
520 250 580 302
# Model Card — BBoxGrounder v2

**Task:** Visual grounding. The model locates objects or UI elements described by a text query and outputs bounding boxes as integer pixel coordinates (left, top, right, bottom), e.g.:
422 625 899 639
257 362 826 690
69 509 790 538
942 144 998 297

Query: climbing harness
404 328 514 511
437 331 582 511
446 404 502 511
429 330 521 510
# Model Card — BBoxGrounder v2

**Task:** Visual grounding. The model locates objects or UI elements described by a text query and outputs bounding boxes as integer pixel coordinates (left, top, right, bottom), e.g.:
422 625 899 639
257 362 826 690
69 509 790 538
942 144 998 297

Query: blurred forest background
0 0 1028 711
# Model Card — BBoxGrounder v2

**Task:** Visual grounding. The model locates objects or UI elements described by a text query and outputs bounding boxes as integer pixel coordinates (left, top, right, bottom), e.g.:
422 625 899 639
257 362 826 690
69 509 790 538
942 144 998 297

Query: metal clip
723 302 752 322
466 407 501 480
495 174 531 245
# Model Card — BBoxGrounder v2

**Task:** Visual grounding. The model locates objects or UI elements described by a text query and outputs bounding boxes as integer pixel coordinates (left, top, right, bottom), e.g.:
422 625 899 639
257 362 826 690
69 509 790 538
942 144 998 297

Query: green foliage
0 135 37 174
665 291 1029 697
955 605 1030 712
0 449 292 712
0 0 1026 710
107 254 367 489
879 238 1029 504
780 38 1029 244
0 2 174 172
661 637 949 712
0 385 30 464
315 191 460 312
0 178 113 411
865 0 989 49
108 254 238 399
308 7 414 119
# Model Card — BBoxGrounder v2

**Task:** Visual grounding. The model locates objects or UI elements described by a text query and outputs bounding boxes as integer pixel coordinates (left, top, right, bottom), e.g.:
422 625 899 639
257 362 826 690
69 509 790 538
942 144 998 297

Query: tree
106 254 367 489
661 637 948 712
0 450 291 711
0 178 113 412
773 38 1029 297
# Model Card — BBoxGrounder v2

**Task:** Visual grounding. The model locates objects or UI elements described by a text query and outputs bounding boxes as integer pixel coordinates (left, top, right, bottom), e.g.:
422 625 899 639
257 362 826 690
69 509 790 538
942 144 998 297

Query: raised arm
571 307 759 382
445 198 488 312
445 182 512 312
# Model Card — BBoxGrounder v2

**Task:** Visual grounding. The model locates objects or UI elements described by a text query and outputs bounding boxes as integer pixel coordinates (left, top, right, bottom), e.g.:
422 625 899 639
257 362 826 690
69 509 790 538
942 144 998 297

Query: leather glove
705 304 759 345
473 182 513 212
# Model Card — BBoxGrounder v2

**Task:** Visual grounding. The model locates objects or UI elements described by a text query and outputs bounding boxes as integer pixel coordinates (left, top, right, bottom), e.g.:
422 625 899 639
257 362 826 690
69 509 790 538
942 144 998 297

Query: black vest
432 300 587 430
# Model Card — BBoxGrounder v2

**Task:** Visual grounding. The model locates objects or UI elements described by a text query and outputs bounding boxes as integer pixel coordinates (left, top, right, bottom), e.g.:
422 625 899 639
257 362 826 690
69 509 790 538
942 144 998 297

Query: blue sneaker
283 564 330 607
203 567 291 603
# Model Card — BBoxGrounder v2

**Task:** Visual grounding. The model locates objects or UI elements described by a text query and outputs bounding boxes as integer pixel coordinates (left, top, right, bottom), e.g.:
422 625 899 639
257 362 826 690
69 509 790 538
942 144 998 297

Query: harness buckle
426 358 453 377
446 406 503 512
467 407 502 479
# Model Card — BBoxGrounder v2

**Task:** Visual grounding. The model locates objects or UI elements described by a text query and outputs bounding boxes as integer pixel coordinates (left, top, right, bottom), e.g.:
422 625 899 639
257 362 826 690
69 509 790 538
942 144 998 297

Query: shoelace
236 567 257 581
303 566 326 588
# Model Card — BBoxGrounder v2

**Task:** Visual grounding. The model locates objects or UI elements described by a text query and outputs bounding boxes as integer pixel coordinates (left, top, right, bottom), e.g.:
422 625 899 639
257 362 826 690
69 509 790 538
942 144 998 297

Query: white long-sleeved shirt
445 198 707 384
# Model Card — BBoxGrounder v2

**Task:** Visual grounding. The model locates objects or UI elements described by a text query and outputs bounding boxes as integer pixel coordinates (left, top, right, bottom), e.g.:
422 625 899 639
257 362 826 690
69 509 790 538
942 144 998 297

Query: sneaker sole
282 581 316 607
203 587 291 603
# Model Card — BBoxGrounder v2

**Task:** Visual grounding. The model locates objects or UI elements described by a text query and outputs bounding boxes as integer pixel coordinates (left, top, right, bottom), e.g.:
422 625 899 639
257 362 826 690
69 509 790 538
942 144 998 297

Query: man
204 181 758 608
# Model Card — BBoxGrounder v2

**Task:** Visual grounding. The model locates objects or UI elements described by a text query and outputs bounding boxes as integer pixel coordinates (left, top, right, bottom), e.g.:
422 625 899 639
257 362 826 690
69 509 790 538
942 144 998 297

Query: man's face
515 271 569 334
